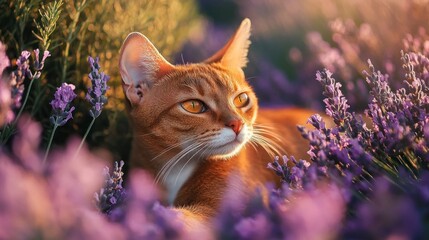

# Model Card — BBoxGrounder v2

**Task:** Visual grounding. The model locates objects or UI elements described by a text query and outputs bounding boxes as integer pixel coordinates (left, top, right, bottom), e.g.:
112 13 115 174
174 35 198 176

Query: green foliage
33 0 63 52
0 0 200 160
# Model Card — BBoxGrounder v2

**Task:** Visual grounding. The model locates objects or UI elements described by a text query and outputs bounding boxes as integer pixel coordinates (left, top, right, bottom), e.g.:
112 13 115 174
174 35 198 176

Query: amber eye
233 92 249 108
180 100 207 114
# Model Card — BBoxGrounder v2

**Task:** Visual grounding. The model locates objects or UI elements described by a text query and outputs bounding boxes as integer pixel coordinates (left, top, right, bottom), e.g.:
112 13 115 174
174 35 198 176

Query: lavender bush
267 47 429 238
0 117 125 240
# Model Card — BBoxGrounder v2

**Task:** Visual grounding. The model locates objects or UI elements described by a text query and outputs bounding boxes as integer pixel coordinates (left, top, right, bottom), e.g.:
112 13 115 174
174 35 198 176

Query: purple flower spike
50 83 77 126
316 69 352 131
268 155 310 189
16 50 32 79
10 50 33 109
34 48 51 72
95 160 127 219
86 56 109 118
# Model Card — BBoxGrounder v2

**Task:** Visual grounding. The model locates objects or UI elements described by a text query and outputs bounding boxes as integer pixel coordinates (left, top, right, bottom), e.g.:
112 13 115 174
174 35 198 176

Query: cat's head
119 19 257 160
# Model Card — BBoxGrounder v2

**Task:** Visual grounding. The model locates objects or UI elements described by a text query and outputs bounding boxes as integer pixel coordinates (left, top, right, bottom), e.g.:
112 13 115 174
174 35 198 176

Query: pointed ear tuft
119 32 174 105
204 18 251 69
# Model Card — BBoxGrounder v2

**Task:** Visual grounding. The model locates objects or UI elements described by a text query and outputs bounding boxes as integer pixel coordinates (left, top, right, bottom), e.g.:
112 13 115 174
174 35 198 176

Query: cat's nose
226 119 243 135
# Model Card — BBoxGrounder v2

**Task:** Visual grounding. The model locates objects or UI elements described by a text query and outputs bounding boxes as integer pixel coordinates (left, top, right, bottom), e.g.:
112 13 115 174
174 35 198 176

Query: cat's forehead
172 63 247 93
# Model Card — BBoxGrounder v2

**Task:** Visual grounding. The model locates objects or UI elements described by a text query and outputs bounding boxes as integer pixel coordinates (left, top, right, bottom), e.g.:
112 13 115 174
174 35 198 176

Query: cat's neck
130 133 203 204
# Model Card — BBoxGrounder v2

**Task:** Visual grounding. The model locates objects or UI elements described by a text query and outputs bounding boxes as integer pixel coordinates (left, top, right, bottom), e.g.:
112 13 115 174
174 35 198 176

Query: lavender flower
280 185 345 240
33 48 51 72
216 179 276 240
74 56 110 158
120 170 187 239
316 69 352 131
86 56 109 118
0 118 126 239
363 59 398 112
44 82 77 164
95 160 127 219
216 176 345 240
267 155 310 189
10 50 31 109
49 83 77 126
293 71 377 201
343 177 424 239
6 48 51 129
282 32 429 238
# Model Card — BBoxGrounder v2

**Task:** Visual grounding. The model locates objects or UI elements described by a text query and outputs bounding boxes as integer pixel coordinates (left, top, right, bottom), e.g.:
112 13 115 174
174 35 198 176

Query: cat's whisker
180 53 185 65
253 126 279 131
253 125 285 142
151 142 183 163
252 128 282 142
155 135 213 184
159 141 206 184
246 140 259 152
253 123 277 129
253 125 290 142
252 125 287 150
155 145 193 184
251 138 276 157
201 143 215 158
251 133 286 157
163 142 203 178
252 129 284 144
258 134 286 155
197 141 219 160
174 144 209 186
254 122 287 130
155 142 196 184
161 144 203 185
150 137 195 162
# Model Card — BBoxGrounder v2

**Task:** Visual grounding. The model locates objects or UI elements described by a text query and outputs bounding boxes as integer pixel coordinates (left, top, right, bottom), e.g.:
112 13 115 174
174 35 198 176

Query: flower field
1 0 428 239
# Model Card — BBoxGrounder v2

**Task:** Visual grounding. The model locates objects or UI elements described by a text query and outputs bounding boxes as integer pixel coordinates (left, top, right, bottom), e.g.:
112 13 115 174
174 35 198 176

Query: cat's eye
181 100 207 114
233 93 249 108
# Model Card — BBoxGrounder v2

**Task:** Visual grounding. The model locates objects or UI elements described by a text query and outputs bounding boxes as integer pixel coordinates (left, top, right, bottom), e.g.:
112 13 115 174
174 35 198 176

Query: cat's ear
119 32 174 105
204 18 251 70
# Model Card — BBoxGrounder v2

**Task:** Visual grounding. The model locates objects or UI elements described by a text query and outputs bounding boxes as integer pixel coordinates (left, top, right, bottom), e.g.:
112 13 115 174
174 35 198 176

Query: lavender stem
43 123 58 165
74 116 96 159
13 75 36 124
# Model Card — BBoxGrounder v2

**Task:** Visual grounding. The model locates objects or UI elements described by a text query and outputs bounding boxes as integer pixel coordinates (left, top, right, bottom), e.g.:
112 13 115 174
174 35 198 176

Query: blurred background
1 0 429 165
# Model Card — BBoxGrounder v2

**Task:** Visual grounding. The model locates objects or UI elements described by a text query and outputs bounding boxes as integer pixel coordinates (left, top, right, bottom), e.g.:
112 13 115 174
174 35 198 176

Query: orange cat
119 19 316 228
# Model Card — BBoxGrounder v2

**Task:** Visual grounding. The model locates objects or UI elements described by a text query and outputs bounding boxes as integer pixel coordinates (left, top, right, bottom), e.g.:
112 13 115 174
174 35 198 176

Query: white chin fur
208 125 251 159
